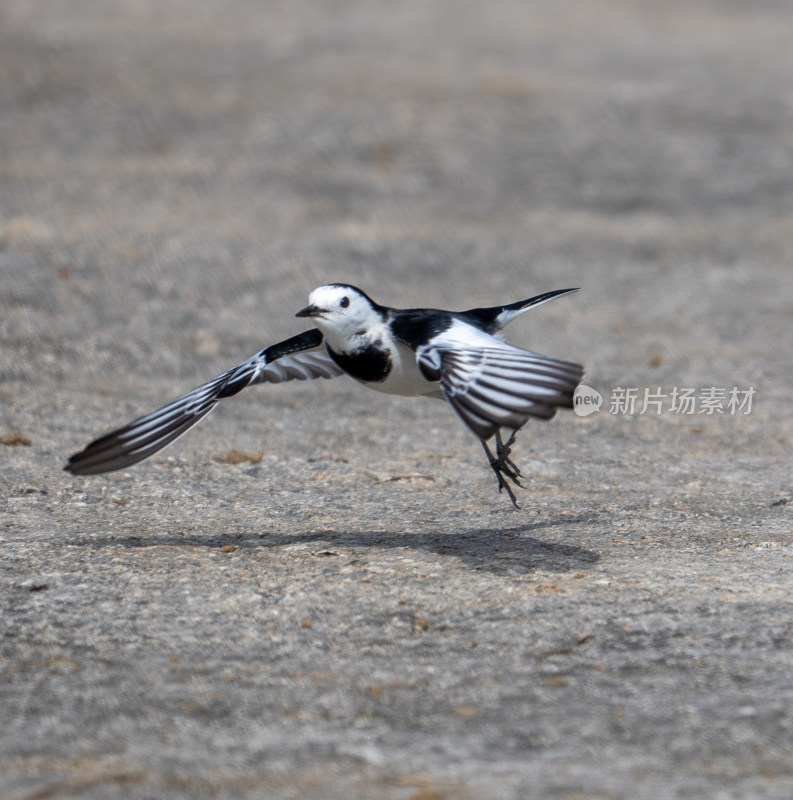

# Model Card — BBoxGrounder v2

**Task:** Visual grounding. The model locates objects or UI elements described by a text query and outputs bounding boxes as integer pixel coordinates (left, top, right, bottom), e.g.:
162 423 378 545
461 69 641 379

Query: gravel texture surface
2 1 793 798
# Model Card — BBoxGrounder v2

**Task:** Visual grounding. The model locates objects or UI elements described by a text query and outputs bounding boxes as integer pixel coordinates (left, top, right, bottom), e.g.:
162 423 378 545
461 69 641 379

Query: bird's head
296 284 384 347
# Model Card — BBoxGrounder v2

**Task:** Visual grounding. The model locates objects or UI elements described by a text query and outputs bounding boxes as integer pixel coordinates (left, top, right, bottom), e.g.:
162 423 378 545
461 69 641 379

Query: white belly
362 341 438 397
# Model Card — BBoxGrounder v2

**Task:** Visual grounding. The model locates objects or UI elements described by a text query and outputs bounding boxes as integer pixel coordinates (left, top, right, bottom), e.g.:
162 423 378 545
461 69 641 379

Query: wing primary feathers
424 342 583 441
65 329 343 475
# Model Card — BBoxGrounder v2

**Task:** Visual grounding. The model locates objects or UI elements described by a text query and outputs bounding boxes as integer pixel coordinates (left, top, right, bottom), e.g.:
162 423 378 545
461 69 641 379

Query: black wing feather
65 329 343 475
422 344 583 440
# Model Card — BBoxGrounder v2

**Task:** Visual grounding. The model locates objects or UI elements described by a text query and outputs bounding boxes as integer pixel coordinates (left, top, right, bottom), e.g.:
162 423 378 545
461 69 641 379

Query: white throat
317 312 387 354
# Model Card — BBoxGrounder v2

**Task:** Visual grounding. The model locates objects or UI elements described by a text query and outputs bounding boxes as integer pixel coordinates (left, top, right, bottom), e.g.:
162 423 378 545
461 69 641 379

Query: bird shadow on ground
73 518 600 576
287 522 602 576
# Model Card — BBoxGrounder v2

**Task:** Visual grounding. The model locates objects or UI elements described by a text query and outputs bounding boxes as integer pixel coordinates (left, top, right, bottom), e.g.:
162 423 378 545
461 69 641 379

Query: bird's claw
496 430 522 480
483 431 524 508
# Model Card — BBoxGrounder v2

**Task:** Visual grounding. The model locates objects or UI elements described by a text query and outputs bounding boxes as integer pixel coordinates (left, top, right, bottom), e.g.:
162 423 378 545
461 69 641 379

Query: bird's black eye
340 296 350 308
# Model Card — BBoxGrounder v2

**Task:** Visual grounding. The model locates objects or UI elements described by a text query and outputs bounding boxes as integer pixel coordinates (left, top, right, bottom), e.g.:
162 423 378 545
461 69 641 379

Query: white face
300 285 381 344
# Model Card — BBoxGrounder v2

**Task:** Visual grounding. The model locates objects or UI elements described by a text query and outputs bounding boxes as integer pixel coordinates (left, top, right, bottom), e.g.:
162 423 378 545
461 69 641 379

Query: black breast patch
327 341 392 383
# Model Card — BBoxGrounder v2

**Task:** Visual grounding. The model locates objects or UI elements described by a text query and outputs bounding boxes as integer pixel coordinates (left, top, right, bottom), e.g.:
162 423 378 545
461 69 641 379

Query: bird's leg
481 432 524 508
495 429 522 480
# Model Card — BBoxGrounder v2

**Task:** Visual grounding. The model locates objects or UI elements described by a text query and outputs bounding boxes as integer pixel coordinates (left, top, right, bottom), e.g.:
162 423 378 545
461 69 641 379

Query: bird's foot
490 461 521 508
496 430 522 480
482 432 524 508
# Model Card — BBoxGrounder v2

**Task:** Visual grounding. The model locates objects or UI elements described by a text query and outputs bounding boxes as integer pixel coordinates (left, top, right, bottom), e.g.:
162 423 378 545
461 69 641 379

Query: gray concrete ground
2 1 793 798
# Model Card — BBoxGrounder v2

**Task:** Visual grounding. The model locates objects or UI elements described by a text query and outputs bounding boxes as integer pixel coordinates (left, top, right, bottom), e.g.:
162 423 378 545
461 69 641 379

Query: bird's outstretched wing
418 342 583 441
65 329 343 475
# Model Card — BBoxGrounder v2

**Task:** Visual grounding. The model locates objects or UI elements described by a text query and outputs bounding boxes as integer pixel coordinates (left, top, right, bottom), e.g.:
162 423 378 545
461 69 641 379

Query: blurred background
3 0 791 443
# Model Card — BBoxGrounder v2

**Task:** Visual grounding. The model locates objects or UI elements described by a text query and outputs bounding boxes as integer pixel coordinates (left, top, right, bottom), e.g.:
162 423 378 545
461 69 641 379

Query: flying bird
66 284 583 506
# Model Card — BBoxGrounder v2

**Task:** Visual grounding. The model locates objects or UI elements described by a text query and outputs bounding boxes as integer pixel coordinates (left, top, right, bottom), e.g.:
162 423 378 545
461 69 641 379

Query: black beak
295 304 323 318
